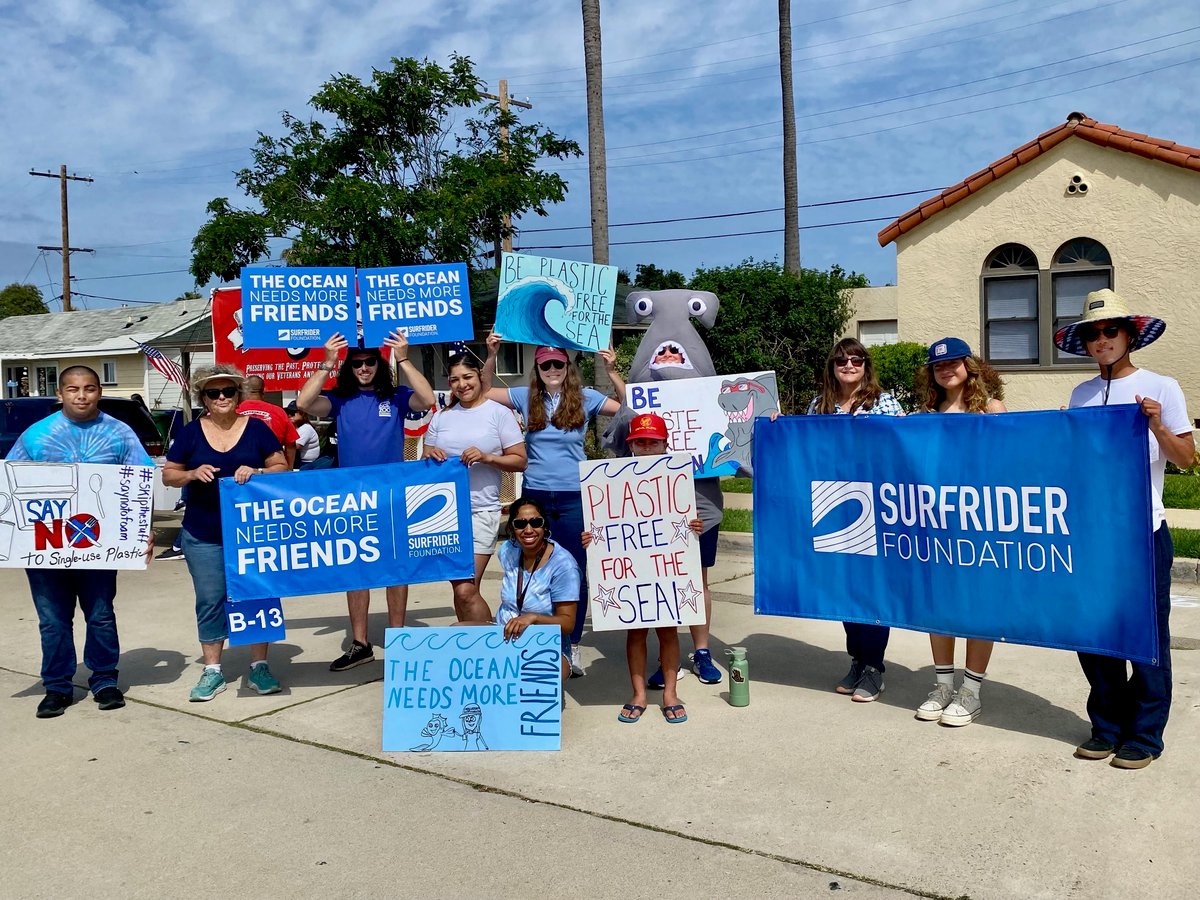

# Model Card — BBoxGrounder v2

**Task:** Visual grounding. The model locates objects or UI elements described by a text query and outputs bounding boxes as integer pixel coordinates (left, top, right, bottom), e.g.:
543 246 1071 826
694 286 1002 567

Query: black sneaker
156 546 185 561
94 686 125 710
1074 738 1116 760
36 691 73 719
835 660 865 694
1110 746 1157 770
330 640 374 672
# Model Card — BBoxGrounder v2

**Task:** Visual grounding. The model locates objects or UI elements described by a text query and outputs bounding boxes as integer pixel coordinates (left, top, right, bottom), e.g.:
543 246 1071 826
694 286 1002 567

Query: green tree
0 283 49 319
870 341 928 411
632 262 686 290
191 55 581 284
687 259 865 413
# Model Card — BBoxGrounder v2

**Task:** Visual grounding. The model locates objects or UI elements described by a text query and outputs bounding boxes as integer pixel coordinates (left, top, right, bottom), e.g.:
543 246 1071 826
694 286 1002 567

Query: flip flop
617 704 646 723
662 704 688 724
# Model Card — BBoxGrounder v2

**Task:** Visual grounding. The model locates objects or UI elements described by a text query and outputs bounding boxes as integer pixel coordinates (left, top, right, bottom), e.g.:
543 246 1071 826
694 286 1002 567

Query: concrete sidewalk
2 543 1198 899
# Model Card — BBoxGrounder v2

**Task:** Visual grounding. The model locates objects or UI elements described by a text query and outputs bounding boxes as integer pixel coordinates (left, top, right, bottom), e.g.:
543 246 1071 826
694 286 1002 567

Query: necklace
515 543 549 612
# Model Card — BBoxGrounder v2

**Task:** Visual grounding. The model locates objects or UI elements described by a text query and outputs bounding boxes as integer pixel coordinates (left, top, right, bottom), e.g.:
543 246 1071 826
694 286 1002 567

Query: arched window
1052 238 1113 360
982 244 1039 364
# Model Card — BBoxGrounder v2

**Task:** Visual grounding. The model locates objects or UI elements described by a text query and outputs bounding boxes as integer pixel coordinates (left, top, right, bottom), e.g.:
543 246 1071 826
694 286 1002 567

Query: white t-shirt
425 399 524 510
295 423 320 463
1069 367 1191 529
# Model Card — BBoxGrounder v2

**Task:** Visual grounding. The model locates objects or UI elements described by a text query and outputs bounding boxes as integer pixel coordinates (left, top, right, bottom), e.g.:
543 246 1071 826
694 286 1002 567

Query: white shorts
472 507 501 556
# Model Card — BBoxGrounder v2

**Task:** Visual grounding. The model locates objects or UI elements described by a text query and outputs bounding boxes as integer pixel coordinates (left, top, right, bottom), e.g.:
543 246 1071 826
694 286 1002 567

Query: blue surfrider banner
753 406 1159 663
219 459 474 600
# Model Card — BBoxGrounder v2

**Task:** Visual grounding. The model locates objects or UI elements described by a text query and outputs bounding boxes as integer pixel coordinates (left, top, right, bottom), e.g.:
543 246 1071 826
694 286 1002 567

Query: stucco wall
846 285 898 338
892 138 1200 415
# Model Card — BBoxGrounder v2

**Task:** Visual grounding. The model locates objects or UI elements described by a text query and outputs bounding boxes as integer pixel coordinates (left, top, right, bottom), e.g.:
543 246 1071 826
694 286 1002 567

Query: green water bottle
726 646 750 707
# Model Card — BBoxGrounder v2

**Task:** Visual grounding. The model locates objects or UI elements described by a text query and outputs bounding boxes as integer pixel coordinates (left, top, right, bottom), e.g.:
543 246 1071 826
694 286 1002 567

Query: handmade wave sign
0 461 154 570
579 454 705 631
494 252 617 352
383 626 563 752
753 406 1159 662
219 458 474 600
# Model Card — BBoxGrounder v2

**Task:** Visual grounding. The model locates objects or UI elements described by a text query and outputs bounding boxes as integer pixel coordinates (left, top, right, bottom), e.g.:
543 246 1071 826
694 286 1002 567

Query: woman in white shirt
288 404 321 468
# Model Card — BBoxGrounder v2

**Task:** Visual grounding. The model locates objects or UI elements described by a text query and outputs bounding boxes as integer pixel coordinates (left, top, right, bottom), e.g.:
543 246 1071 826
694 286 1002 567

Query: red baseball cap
534 346 569 366
627 413 669 443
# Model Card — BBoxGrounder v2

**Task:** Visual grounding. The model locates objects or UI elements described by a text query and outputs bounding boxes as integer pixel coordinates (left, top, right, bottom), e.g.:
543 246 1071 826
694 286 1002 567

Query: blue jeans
844 622 889 673
523 488 588 644
181 531 229 644
26 569 120 695
1077 524 1173 755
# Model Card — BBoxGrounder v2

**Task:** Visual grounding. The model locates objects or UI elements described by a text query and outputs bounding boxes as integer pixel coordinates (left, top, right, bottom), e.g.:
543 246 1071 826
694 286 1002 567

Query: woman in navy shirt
163 366 288 703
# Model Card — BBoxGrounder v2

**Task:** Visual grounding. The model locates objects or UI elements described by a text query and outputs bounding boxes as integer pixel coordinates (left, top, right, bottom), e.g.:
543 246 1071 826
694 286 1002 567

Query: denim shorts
181 530 229 644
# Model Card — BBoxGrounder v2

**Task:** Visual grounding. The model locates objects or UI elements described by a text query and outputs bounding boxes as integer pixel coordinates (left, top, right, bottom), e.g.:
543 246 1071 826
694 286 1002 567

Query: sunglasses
1080 324 1124 342
349 357 378 369
538 360 566 371
203 386 239 400
834 355 865 368
512 517 545 530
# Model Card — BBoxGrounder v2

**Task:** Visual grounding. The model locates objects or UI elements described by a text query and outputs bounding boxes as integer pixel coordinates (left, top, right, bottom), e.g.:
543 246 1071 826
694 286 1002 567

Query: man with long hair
298 330 436 671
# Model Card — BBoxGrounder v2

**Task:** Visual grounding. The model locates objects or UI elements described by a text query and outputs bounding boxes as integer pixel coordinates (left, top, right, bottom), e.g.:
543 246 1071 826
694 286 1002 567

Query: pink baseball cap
534 346 569 365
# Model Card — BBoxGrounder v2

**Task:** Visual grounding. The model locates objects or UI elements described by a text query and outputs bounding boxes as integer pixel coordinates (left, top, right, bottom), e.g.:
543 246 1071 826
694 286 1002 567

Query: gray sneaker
916 683 955 720
835 660 865 694
851 665 884 702
939 685 981 726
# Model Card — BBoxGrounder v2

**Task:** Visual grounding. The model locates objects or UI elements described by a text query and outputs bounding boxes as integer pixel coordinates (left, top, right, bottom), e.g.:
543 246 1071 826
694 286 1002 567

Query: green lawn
722 508 753 532
1164 474 1200 510
720 477 753 494
1172 528 1200 559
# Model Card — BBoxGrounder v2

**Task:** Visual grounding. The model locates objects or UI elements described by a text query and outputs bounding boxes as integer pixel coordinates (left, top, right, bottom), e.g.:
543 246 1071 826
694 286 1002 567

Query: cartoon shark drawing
711 374 779 476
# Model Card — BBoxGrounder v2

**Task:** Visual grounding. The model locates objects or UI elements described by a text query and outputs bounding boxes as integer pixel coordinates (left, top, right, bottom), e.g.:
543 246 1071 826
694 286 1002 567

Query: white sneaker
569 644 585 678
939 685 981 726
916 683 955 721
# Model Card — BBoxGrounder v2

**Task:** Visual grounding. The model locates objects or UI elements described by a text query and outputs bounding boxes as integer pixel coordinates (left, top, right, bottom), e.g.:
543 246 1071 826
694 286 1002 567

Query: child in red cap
583 412 702 724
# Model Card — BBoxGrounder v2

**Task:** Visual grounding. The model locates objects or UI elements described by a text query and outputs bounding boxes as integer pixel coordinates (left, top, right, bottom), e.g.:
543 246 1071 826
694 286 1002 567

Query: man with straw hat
1056 288 1194 769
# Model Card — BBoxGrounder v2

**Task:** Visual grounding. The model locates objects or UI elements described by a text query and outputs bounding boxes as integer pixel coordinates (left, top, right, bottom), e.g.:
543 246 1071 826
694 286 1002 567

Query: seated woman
462 496 578 682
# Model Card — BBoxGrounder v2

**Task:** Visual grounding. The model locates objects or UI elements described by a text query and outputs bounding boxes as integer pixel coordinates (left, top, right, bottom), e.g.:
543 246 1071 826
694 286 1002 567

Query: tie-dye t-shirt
7 411 152 465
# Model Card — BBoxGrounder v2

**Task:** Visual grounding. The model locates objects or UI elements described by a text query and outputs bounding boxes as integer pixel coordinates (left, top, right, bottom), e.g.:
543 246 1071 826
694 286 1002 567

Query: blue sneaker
647 665 687 689
247 663 281 695
691 649 721 684
189 669 226 702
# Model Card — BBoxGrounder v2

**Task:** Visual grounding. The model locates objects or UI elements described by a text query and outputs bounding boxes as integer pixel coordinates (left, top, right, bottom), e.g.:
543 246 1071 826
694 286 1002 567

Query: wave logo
277 329 291 342
405 482 459 535
811 481 877 556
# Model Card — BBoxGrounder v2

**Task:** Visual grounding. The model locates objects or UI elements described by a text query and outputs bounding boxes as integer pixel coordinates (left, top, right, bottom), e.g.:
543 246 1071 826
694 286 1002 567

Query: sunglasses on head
834 355 865 368
538 359 566 371
203 386 239 400
349 357 378 369
512 517 545 530
1080 324 1124 342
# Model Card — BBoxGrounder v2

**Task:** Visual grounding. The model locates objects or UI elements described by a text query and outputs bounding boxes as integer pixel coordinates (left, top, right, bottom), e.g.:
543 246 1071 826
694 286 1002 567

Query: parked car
1 397 166 458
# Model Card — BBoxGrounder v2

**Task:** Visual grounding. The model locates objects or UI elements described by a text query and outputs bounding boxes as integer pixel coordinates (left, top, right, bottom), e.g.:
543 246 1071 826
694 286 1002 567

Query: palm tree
582 0 609 265
779 0 800 274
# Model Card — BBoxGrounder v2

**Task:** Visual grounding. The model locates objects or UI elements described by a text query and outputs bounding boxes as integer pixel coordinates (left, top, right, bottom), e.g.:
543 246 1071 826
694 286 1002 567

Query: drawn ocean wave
578 455 689 483
384 627 560 652
495 277 591 351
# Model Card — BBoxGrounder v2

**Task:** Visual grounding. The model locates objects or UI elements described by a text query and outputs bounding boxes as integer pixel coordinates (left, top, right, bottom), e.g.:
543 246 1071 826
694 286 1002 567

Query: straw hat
1053 289 1165 357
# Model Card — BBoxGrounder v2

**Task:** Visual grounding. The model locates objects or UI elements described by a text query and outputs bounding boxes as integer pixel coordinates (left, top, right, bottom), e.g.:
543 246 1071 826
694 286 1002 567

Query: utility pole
581 0 609 265
30 165 94 311
480 80 533 267
779 0 800 274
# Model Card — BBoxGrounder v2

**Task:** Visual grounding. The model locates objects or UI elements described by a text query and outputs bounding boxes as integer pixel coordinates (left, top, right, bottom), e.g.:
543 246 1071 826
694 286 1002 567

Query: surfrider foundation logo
811 480 877 556
405 482 460 535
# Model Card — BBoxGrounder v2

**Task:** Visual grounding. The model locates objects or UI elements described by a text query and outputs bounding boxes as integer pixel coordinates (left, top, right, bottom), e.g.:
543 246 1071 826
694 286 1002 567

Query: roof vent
1066 111 1086 125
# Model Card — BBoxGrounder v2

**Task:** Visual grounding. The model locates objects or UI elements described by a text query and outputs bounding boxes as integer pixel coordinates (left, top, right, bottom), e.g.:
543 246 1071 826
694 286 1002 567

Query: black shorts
700 524 719 568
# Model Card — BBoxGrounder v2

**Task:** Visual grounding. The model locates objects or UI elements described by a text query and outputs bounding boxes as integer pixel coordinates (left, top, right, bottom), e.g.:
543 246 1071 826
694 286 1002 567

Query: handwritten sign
579 455 705 631
0 462 154 570
239 266 355 348
382 626 562 752
359 263 474 347
225 597 285 646
219 460 474 600
494 252 617 352
627 371 779 477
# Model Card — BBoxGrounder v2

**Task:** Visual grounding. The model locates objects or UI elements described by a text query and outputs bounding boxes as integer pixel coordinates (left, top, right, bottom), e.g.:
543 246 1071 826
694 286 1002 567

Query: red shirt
238 399 300 445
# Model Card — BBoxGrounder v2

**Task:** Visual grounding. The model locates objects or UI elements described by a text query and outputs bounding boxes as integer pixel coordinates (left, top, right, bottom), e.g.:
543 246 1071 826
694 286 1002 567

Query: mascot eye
687 297 707 316
633 296 653 317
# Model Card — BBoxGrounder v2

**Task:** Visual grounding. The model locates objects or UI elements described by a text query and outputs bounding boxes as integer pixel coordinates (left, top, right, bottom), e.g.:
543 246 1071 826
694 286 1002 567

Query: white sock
935 665 954 688
204 664 222 674
963 668 985 696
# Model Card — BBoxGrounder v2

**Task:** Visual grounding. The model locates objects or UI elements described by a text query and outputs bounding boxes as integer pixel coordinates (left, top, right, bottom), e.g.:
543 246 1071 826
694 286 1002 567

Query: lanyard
515 543 549 612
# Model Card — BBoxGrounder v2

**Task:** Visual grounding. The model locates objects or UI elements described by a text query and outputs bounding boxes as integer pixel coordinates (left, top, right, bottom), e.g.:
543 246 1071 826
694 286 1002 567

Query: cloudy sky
0 0 1196 309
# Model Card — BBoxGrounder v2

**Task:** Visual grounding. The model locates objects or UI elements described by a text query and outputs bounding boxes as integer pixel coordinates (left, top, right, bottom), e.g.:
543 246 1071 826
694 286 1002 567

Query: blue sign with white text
359 263 474 347
753 406 1158 662
240 266 355 348
219 459 474 600
225 597 285 646
383 626 563 752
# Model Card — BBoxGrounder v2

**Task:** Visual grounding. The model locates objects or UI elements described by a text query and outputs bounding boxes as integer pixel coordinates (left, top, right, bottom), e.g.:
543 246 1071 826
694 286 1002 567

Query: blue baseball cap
927 337 972 365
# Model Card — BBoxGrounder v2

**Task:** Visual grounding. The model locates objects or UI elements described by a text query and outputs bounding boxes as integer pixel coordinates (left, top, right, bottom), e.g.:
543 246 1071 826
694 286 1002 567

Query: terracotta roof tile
878 113 1200 246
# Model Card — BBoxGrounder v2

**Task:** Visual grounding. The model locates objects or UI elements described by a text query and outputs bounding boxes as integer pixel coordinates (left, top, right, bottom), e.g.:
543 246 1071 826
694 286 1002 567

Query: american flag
447 340 468 358
133 340 188 388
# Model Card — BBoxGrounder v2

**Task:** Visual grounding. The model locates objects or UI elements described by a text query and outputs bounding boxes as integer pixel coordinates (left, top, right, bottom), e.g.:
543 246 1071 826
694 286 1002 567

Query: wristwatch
323 363 337 373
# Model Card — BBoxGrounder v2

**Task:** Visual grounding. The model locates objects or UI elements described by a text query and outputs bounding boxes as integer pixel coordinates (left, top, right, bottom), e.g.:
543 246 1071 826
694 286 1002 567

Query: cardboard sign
627 371 779 477
383 625 562 752
225 597 285 646
580 455 706 631
494 252 617 352
0 462 154 570
239 266 355 348
212 287 334 392
359 263 474 347
219 459 474 600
